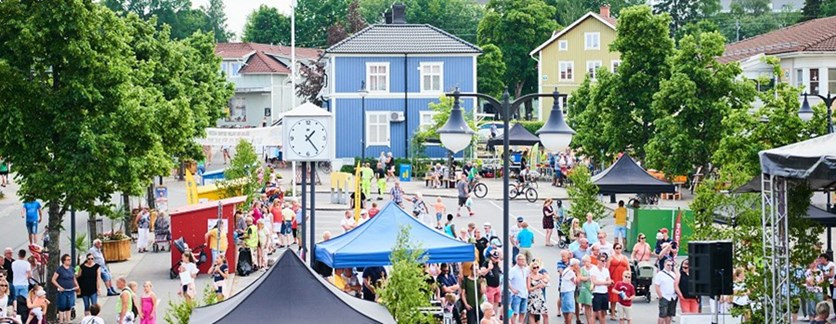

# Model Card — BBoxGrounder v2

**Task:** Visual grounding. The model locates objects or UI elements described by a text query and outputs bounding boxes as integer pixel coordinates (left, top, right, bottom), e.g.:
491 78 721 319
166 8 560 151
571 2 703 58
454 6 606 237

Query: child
210 256 229 301
443 214 455 238
433 197 446 230
612 271 635 324
27 287 49 324
441 293 457 323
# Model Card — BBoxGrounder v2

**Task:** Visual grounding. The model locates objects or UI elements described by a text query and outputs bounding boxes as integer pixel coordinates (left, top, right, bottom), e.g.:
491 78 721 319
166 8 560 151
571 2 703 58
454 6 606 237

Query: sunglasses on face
0 285 7 288
532 266 540 270
87 258 93 261
639 237 645 240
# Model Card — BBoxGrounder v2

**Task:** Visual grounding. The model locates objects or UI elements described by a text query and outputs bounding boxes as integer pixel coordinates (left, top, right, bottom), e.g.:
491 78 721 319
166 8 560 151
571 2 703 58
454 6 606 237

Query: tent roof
190 250 395 324
487 124 541 146
714 204 836 227
759 133 836 190
591 154 676 195
315 202 475 268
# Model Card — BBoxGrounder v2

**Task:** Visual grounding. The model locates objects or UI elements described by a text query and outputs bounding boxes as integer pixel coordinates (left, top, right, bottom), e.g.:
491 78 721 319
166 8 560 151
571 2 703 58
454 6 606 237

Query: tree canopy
476 44 507 99
242 5 292 44
360 0 484 43
103 0 233 41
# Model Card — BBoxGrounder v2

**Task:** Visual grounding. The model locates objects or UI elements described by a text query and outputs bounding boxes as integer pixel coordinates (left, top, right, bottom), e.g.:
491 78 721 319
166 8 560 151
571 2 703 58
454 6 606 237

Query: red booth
169 196 245 274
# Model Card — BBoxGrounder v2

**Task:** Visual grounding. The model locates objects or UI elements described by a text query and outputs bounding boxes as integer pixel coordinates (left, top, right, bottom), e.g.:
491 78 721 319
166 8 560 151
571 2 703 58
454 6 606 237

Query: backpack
122 288 139 317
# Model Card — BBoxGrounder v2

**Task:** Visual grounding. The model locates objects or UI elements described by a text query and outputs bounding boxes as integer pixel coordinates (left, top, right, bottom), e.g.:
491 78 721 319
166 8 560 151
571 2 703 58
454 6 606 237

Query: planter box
102 238 131 262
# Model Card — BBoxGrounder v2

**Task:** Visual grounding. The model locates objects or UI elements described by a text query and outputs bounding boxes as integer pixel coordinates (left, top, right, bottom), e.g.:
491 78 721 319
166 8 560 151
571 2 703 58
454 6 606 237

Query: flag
673 208 683 257
185 169 199 205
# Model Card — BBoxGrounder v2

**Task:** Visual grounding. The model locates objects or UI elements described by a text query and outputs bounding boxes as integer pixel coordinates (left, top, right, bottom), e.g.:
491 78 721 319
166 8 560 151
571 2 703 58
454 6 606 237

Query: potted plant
97 206 132 262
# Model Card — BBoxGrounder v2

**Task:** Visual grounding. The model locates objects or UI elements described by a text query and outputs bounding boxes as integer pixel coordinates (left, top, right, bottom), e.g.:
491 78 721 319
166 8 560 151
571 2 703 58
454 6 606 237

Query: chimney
385 3 407 24
599 5 610 18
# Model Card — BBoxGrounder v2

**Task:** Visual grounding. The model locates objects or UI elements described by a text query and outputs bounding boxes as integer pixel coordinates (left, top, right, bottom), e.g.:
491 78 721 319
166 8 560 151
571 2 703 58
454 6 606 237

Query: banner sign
196 126 283 148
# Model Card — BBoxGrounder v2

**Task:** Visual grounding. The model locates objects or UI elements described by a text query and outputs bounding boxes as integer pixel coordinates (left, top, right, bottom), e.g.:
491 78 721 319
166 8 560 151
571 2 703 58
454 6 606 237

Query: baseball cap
483 222 492 227
516 216 524 222
660 228 669 234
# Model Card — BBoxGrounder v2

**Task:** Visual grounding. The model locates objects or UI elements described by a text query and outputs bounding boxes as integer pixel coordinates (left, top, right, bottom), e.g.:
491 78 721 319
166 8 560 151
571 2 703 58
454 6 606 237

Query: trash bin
399 164 412 182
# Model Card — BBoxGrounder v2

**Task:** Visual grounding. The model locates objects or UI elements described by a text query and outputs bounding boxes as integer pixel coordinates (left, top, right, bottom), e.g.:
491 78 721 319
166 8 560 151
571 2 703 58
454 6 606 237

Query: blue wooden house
322 5 481 159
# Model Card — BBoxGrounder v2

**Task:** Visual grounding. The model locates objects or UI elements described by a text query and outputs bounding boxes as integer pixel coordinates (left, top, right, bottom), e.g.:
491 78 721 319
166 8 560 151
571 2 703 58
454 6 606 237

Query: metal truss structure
761 173 790 323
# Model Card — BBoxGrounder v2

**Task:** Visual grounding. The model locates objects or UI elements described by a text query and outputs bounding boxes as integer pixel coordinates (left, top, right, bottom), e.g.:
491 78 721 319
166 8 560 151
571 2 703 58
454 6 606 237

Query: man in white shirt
340 210 356 233
508 254 529 324
10 249 30 298
510 217 523 260
559 259 580 320
654 259 678 324
590 254 612 323
597 231 613 258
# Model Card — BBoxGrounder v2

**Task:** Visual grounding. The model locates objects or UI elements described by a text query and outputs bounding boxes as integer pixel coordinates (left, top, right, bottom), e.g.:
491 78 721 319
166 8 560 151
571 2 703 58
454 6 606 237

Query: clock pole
310 163 316 267
300 161 307 259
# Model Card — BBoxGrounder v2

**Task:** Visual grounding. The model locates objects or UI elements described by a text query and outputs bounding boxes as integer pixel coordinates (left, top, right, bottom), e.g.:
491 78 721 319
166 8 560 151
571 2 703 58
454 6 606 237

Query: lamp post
799 92 835 254
439 89 573 324
359 81 368 163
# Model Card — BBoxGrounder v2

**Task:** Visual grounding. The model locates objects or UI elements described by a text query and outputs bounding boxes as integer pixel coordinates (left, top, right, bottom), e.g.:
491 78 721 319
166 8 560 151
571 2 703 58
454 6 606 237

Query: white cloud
193 0 294 40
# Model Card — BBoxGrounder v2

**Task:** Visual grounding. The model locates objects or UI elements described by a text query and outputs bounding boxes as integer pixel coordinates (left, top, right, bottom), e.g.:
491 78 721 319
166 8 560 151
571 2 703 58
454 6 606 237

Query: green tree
568 69 615 164
360 0 484 43
201 0 233 42
566 167 606 221
219 140 261 204
653 0 720 35
377 225 433 323
803 0 822 20
478 0 558 119
645 31 755 177
243 5 292 44
103 0 214 40
0 3 230 320
605 5 674 159
295 0 350 47
477 44 507 99
546 0 645 24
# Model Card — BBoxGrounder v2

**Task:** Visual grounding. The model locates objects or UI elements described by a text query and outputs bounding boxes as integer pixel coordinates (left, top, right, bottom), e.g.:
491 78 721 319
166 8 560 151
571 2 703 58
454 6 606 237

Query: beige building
529 6 620 120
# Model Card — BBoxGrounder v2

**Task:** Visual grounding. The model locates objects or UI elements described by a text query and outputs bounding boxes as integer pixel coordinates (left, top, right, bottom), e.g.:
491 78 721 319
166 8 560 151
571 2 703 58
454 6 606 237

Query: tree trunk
45 201 64 322
122 193 132 234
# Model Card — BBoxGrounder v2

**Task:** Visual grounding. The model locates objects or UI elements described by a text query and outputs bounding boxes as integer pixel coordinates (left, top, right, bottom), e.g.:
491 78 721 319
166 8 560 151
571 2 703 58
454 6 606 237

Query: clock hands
306 130 319 153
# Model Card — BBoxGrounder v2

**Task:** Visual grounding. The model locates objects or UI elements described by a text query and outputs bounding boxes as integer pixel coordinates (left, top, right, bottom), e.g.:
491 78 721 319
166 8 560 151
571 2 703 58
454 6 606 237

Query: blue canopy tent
315 202 475 268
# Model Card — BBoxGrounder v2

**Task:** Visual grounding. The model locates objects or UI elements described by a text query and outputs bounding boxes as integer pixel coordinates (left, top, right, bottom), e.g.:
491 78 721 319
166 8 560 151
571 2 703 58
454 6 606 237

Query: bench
424 175 455 188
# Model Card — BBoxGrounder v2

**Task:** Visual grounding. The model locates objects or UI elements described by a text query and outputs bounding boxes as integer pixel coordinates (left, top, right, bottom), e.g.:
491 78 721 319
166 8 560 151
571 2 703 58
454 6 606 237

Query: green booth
626 207 694 256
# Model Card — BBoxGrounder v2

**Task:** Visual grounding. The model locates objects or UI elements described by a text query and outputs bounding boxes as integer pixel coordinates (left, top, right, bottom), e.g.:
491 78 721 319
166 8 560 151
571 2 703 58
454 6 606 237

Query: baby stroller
554 217 574 249
169 237 207 279
237 247 254 276
631 261 655 302
152 214 171 252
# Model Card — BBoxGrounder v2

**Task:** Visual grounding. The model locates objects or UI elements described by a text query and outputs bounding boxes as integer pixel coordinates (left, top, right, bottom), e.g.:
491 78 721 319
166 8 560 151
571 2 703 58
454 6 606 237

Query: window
810 68 820 94
226 97 247 122
559 61 574 81
419 111 438 131
611 60 621 73
420 62 443 92
221 62 243 77
558 40 568 51
585 32 600 50
796 69 803 87
366 112 390 146
829 69 836 93
367 62 389 92
586 61 602 80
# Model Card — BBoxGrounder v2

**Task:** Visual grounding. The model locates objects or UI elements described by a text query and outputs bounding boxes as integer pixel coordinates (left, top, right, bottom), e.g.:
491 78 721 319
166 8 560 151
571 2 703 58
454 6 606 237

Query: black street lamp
359 81 368 163
439 89 573 324
799 92 835 253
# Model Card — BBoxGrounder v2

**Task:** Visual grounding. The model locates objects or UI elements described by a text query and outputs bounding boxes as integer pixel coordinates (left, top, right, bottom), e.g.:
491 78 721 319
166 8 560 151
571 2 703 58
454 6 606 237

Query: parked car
477 122 504 142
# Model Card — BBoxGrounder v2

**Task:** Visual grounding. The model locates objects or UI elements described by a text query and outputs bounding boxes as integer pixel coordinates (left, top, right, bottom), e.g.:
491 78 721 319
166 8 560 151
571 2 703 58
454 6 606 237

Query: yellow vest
245 225 259 248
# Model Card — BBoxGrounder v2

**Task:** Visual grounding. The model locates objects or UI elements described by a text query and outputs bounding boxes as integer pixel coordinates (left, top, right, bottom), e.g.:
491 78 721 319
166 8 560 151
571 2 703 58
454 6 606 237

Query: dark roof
720 16 836 63
215 43 322 74
189 250 395 324
715 205 836 227
325 24 481 54
591 154 676 195
487 124 541 146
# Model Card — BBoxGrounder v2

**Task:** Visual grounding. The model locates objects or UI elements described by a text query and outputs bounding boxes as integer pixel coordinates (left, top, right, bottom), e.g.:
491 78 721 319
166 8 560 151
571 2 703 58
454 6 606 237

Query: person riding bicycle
514 166 530 192
463 161 478 187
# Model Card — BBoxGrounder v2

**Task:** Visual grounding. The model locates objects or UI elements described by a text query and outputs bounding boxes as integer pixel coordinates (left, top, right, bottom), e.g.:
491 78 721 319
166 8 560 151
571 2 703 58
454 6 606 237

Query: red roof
170 196 247 216
720 16 836 63
215 43 323 74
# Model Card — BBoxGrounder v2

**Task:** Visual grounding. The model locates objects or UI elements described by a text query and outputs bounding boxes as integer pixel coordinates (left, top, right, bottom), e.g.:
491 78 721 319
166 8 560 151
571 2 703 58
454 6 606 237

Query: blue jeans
13 285 27 299
81 294 97 311
510 295 528 315
808 291 823 316
25 221 38 235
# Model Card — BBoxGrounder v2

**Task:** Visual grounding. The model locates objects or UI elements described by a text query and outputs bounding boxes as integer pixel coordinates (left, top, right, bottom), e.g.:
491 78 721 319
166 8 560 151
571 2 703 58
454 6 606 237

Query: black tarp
591 154 676 194
189 250 395 324
759 133 836 189
487 123 541 147
714 205 836 227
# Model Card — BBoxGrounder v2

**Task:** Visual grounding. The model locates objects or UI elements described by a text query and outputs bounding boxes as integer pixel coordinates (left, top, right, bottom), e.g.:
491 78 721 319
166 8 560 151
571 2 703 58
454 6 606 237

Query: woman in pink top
251 201 263 223
630 233 652 262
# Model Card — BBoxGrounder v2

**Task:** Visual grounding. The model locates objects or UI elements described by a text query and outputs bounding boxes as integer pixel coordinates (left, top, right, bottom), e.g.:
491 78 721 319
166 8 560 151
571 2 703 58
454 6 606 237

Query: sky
192 0 293 40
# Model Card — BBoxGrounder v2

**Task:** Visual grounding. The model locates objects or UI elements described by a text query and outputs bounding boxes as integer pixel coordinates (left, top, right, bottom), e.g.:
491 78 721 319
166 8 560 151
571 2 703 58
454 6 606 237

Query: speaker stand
712 294 720 324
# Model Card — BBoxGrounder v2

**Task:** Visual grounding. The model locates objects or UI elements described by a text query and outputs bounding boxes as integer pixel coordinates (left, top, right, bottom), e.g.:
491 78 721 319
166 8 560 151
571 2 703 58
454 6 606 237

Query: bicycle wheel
508 186 518 199
525 188 538 203
473 183 488 198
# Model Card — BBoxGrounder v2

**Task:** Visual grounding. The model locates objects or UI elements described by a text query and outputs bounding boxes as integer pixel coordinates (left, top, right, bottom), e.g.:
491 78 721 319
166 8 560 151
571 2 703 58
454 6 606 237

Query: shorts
214 280 225 294
458 196 467 207
618 304 632 320
510 295 528 315
560 291 575 313
614 225 627 239
592 293 609 312
57 290 76 311
292 228 298 238
26 221 38 235
273 222 282 233
486 286 501 304
282 221 292 235
101 266 112 281
436 212 443 222
658 297 678 317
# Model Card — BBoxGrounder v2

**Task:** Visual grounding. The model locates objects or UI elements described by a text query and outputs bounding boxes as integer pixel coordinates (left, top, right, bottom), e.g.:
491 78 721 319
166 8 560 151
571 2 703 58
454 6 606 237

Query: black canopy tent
714 205 836 227
189 250 395 324
591 154 676 202
487 123 541 147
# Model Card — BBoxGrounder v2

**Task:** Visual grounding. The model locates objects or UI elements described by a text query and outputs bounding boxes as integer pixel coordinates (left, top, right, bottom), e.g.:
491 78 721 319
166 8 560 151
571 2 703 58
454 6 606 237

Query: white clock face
289 119 328 158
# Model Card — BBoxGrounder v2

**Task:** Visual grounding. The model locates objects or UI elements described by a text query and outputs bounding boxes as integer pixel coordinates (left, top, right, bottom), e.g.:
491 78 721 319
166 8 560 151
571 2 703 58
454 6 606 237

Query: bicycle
468 177 488 199
508 181 538 203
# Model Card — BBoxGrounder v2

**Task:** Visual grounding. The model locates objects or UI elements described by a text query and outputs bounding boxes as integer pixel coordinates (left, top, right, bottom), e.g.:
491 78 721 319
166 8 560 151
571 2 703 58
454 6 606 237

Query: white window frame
419 110 439 131
558 40 568 51
366 62 390 93
585 32 600 50
611 60 621 73
559 61 574 81
586 61 602 80
419 62 444 93
366 112 390 146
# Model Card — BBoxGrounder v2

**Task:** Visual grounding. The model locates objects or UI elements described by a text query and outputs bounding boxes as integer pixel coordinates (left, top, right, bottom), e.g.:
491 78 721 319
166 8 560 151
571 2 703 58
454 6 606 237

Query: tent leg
610 194 616 204
828 226 833 258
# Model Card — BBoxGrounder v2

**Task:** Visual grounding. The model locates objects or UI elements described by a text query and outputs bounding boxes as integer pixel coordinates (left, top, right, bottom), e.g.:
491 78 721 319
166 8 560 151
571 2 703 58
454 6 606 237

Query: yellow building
529 6 620 121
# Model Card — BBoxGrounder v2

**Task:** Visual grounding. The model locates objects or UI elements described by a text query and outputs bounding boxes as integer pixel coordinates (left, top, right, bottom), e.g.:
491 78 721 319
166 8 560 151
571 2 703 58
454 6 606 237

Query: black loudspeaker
689 240 733 296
